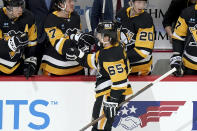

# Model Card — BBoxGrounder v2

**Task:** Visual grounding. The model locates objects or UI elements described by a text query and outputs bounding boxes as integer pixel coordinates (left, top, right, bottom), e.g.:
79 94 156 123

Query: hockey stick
79 67 177 131
101 0 106 22
85 9 92 32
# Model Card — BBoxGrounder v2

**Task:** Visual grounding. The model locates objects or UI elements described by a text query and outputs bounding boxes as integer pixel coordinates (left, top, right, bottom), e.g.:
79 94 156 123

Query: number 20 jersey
116 7 155 75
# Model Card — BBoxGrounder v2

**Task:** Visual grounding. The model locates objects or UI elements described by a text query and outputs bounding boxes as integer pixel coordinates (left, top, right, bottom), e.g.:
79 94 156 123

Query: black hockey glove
103 96 119 119
65 48 85 60
8 33 28 52
78 43 90 53
170 55 184 77
70 32 96 46
24 57 37 79
103 88 125 119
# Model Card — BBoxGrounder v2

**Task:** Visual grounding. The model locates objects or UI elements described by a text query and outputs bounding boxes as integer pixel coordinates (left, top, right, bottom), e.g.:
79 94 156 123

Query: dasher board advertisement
0 76 196 131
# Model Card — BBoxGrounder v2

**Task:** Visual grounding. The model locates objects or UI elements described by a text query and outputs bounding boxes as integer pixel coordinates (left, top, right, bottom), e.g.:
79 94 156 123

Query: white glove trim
74 33 82 41
78 49 85 58
170 56 182 65
8 36 17 52
24 57 37 65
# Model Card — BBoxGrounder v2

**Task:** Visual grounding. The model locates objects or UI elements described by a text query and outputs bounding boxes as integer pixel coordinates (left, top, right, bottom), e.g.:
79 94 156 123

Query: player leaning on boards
41 0 95 76
0 0 37 78
162 0 196 44
170 2 197 76
66 21 133 131
116 0 155 76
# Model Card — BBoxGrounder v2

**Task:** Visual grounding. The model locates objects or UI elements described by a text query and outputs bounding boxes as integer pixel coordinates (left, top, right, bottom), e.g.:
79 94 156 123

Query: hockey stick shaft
79 67 176 131
101 0 106 21
85 9 92 32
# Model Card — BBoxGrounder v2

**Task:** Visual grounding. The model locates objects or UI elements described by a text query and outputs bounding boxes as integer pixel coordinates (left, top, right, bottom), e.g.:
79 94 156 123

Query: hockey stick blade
79 67 177 131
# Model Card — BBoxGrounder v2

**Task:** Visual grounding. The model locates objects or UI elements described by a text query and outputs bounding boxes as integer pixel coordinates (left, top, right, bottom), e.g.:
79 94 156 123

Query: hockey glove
24 57 37 79
103 96 119 119
78 44 90 53
8 33 28 52
70 32 96 46
170 55 184 77
66 48 85 60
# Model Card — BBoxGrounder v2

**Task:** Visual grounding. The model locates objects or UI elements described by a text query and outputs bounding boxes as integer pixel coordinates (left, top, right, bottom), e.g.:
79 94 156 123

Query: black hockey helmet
3 0 25 8
96 21 118 45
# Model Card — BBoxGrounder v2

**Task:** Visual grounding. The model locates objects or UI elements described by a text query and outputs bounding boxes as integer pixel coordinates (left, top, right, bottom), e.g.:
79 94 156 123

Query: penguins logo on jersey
4 30 24 41
5 30 23 59
189 24 197 46
120 28 135 50
65 28 80 37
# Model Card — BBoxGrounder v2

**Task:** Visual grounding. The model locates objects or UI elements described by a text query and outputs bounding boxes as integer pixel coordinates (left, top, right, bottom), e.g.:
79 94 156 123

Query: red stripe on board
160 107 179 111
153 49 173 53
147 117 160 122
160 101 186 106
147 107 160 111
147 112 160 116
159 112 172 116
146 112 172 117
147 107 179 112
0 76 196 81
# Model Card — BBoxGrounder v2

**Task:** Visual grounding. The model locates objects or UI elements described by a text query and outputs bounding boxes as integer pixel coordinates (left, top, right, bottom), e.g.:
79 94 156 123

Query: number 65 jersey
79 43 132 98
116 7 155 76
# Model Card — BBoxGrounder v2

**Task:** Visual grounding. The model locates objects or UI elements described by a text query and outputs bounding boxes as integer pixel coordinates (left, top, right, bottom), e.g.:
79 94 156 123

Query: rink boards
0 76 196 131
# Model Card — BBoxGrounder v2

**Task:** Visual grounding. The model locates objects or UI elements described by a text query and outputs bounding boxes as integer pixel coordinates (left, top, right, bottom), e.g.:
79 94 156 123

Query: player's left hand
70 32 96 46
24 57 37 79
78 43 90 53
170 55 184 77
79 33 96 46
103 96 119 119
66 48 85 60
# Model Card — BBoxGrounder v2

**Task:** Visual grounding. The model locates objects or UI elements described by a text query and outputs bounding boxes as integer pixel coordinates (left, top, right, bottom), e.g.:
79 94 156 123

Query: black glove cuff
110 89 124 102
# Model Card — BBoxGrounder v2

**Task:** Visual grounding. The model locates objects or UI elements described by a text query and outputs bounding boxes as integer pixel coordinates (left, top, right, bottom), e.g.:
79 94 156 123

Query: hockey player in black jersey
0 0 37 78
41 0 95 75
171 3 197 76
116 0 155 76
66 21 133 131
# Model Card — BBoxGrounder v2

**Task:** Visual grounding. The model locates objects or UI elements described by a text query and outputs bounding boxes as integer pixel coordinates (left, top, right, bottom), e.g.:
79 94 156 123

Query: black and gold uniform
85 43 132 97
41 11 84 75
66 21 133 130
78 43 132 130
116 7 155 75
172 4 197 74
0 7 37 75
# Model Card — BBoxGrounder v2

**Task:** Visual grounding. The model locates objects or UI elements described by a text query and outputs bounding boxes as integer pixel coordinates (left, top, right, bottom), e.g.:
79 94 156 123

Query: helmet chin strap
58 2 70 14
